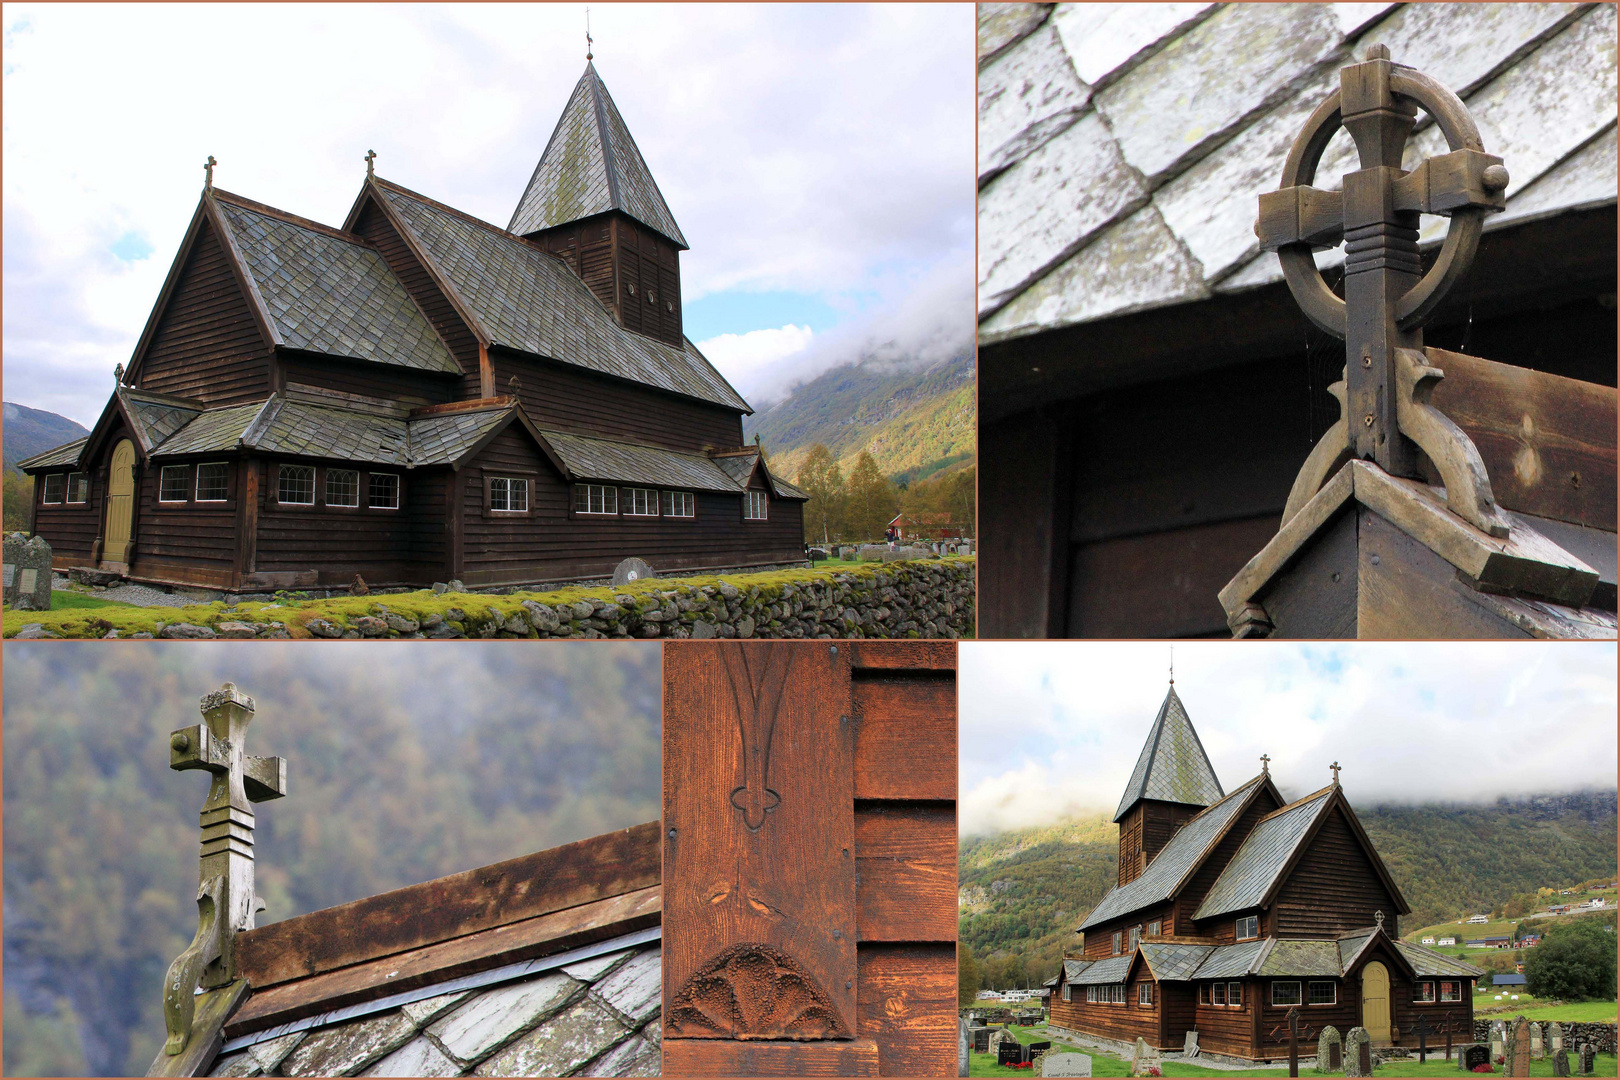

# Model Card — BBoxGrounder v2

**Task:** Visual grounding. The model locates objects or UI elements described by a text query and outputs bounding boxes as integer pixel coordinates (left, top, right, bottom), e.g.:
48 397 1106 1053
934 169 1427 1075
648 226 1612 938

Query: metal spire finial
365 149 376 177
203 155 217 191
1169 645 1174 685
1260 753 1271 775
586 6 593 60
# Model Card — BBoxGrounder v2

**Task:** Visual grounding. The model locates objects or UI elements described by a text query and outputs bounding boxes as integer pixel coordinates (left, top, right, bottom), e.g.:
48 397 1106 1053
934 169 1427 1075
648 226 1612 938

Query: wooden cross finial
365 149 376 177
203 155 217 191
114 363 125 384
1330 761 1342 785
1259 50 1513 539
1375 909 1386 931
161 684 286 1056
1260 753 1270 774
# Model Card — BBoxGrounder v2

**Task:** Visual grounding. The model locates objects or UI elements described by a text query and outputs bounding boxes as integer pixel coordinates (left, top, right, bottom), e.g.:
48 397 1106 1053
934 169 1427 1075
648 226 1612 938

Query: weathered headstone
1554 1048 1572 1077
1183 1029 1200 1058
998 1043 1023 1068
1550 1022 1564 1054
959 1016 970 1076
1459 1043 1490 1072
1579 1042 1596 1076
1042 1052 1093 1077
1345 1027 1372 1077
612 557 655 586
1491 1020 1507 1065
1129 1037 1161 1077
973 1027 992 1054
3 534 53 611
1507 1016 1531 1077
1531 1022 1546 1059
1317 1025 1342 1072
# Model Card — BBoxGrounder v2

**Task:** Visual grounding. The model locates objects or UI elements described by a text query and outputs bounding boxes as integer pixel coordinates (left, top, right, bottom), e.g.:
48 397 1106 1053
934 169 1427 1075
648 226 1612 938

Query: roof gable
1193 786 1334 920
509 62 688 248
1114 685 1224 821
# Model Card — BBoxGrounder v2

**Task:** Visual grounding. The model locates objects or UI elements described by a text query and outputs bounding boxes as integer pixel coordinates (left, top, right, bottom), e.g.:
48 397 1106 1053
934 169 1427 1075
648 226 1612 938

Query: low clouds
2 4 972 425
960 642 1618 837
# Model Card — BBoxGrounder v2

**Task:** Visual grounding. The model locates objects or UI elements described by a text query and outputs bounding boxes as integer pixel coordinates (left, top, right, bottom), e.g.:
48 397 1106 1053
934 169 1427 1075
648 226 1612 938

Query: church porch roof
16 437 88 471
1066 954 1134 985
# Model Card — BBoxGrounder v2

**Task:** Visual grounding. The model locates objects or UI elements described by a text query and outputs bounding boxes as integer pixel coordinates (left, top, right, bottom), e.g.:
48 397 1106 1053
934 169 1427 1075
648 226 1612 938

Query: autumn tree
796 444 844 545
959 942 982 1006
843 451 898 541
3 471 35 534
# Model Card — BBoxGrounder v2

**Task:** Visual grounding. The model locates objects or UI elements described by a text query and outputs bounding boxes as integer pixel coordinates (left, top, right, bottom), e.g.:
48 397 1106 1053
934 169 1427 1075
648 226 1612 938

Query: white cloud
960 642 1618 837
696 324 815 389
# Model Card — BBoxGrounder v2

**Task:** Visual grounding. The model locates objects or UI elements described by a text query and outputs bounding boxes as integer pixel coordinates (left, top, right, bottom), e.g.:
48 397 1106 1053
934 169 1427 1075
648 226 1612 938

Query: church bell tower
1113 681 1224 888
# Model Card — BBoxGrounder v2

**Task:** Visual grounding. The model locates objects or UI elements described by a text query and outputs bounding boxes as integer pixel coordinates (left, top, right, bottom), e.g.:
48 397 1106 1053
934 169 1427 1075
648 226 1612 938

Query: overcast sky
961 642 1619 837
1 3 974 427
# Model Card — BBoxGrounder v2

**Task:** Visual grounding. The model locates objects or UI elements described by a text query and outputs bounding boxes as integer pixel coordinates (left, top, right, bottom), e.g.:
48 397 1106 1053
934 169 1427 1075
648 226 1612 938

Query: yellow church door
1361 961 1391 1041
103 439 136 568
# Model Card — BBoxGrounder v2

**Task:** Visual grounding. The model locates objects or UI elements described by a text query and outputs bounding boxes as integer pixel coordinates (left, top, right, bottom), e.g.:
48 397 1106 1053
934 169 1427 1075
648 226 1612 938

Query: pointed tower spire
1114 685 1224 823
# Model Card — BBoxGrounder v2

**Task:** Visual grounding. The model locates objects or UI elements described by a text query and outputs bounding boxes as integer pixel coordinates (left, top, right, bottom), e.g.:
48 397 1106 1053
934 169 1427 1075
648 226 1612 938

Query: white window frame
1112 984 1125 1004
574 483 617 515
1236 915 1259 941
1440 981 1462 1002
1213 982 1226 1006
744 489 768 520
623 487 658 516
325 468 360 508
1228 981 1242 1006
369 472 400 510
66 472 89 504
1415 981 1436 1003
1128 926 1141 951
159 465 190 503
1138 982 1152 1005
1271 981 1302 1007
41 473 65 504
277 465 315 505
195 462 229 503
1308 981 1336 1005
490 476 530 513
1062 985 1071 1003
1147 920 1161 936
1112 931 1122 955
661 489 695 518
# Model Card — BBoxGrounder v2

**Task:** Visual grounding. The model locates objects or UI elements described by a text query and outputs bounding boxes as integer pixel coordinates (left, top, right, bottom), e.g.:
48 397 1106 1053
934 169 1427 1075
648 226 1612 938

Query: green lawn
965 1023 1617 1078
1514 999 1618 1022
48 590 133 611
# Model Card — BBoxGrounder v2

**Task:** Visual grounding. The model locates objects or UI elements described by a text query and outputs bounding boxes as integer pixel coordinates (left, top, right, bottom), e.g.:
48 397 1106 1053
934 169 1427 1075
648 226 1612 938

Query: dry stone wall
1474 1021 1616 1055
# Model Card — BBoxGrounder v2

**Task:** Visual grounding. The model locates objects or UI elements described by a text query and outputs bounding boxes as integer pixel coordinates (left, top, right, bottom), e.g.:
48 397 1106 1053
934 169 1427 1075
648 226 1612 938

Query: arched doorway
104 439 136 567
1361 961 1391 1041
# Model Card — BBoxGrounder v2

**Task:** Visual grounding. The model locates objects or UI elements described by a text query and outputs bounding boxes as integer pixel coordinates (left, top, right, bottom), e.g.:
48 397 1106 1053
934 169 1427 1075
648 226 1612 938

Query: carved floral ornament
667 943 852 1040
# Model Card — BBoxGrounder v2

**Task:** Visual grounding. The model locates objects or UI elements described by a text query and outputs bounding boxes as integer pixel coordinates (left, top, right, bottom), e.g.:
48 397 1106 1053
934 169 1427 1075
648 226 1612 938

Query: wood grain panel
856 944 958 1076
854 802 956 942
662 1038 880 1076
1273 804 1402 938
848 642 957 671
852 676 956 801
663 643 857 1041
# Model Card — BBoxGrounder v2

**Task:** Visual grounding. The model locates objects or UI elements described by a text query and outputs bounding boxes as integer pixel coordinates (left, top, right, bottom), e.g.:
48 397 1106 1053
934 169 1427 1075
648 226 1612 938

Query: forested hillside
2 646 661 1077
959 792 1618 993
3 403 88 474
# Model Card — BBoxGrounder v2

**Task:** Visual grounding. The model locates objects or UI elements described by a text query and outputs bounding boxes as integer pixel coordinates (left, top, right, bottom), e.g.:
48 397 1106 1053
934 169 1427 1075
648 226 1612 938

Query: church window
160 465 189 503
1128 926 1141 950
1439 981 1461 1002
1415 982 1436 1002
1138 983 1152 1005
278 465 315 505
1227 982 1242 1006
623 487 658 516
1308 981 1336 1005
41 474 64 504
491 477 529 513
745 490 769 520
1271 981 1302 1006
1236 915 1259 940
575 483 617 515
369 473 400 510
1212 982 1225 1006
1198 984 1209 1005
1112 931 1122 955
1062 985 1071 1002
662 490 695 517
1148 920 1161 936
325 469 360 508
195 463 228 502
1086 986 1095 1003
1112 984 1125 1004
66 473 89 504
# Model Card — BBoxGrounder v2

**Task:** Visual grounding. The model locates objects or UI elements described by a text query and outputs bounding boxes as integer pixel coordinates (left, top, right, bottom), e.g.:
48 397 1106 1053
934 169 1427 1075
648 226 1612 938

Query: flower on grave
1472 1064 1495 1073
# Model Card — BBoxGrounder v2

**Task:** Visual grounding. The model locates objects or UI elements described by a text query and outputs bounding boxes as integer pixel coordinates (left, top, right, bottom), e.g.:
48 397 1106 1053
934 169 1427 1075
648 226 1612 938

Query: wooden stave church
21 61 806 592
1046 684 1482 1063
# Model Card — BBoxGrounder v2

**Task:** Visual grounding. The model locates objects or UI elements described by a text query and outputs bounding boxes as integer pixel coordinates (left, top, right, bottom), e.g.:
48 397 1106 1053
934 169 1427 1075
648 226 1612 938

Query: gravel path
54 574 196 609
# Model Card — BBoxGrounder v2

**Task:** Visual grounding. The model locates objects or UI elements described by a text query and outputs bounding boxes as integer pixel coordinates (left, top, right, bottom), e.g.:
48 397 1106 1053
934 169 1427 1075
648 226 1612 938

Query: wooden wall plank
854 802 956 943
849 642 957 671
853 676 956 801
856 944 958 1076
662 1038 881 1076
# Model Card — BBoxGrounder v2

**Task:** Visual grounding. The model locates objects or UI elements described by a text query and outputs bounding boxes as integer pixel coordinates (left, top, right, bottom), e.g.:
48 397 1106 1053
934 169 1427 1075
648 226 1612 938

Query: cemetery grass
45 590 131 611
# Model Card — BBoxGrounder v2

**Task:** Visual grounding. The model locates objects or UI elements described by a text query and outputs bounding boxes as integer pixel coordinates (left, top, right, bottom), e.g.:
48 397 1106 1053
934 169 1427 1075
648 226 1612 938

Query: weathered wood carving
722 645 792 831
667 942 851 1039
161 683 285 1056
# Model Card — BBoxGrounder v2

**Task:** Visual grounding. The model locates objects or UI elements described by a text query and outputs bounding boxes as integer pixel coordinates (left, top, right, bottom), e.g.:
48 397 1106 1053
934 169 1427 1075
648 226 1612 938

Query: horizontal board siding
852 675 956 800
1179 789 1282 934
459 428 804 584
854 802 955 942
1081 901 1171 959
351 200 483 400
282 355 456 409
856 944 957 1076
1193 992 1256 1057
493 352 744 452
33 469 101 564
1050 980 1163 1046
616 216 683 347
254 459 419 584
138 222 272 405
1273 806 1399 938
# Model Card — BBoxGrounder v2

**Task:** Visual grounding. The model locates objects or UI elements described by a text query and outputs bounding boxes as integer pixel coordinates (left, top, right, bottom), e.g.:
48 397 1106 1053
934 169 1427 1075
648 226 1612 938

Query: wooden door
104 439 136 566
1361 961 1391 1041
662 641 957 1077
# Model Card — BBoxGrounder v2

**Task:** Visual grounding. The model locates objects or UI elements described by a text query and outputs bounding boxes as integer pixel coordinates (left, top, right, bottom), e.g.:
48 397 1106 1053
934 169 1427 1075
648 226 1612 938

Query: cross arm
1256 185 1344 251
169 724 227 772
1392 149 1508 215
244 755 287 803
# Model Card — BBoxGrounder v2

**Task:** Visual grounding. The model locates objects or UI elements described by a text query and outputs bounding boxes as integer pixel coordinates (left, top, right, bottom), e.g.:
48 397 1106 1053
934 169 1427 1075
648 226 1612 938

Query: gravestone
1532 1022 1545 1060
3 534 53 611
612 557 655 586
1129 1037 1161 1077
959 1016 970 1077
973 1027 991 1054
1579 1043 1595 1076
1183 1029 1200 1058
1317 1025 1342 1072
1550 1022 1564 1054
1459 1044 1490 1072
1491 1020 1507 1064
1554 1048 1571 1077
1345 1027 1372 1077
998 1043 1023 1068
1042 1052 1093 1077
1507 1017 1531 1077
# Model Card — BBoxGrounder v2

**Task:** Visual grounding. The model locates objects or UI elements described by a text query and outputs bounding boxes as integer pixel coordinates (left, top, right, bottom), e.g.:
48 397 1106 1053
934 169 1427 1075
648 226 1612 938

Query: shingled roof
374 180 746 412
978 3 1617 341
1193 786 1335 920
509 62 688 248
1113 685 1224 821
16 437 88 471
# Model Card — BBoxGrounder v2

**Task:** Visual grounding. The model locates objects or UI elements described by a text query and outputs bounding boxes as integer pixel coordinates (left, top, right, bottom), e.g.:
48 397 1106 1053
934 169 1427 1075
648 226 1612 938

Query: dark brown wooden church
1046 684 1482 1062
21 62 806 591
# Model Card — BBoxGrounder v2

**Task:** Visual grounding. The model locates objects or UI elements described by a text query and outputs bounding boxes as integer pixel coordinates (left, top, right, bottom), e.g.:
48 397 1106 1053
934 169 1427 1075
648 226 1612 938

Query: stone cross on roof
1260 753 1270 775
1331 761 1341 785
161 683 286 1057
1257 45 1511 538
203 155 217 191
365 149 376 177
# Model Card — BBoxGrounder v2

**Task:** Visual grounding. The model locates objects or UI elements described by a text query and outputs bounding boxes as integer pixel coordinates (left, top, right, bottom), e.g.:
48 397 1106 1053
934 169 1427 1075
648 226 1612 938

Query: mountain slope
744 352 975 483
3 403 89 475
959 792 1619 990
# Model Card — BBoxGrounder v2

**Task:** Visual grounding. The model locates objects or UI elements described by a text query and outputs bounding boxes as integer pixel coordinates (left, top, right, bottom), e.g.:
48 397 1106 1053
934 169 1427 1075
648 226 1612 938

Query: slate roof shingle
541 430 747 494
1187 937 1270 980
1115 685 1225 821
1067 954 1134 985
1396 940 1486 979
1138 941 1213 981
1255 938 1343 977
122 388 204 451
1194 788 1335 920
213 198 461 376
17 437 88 470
